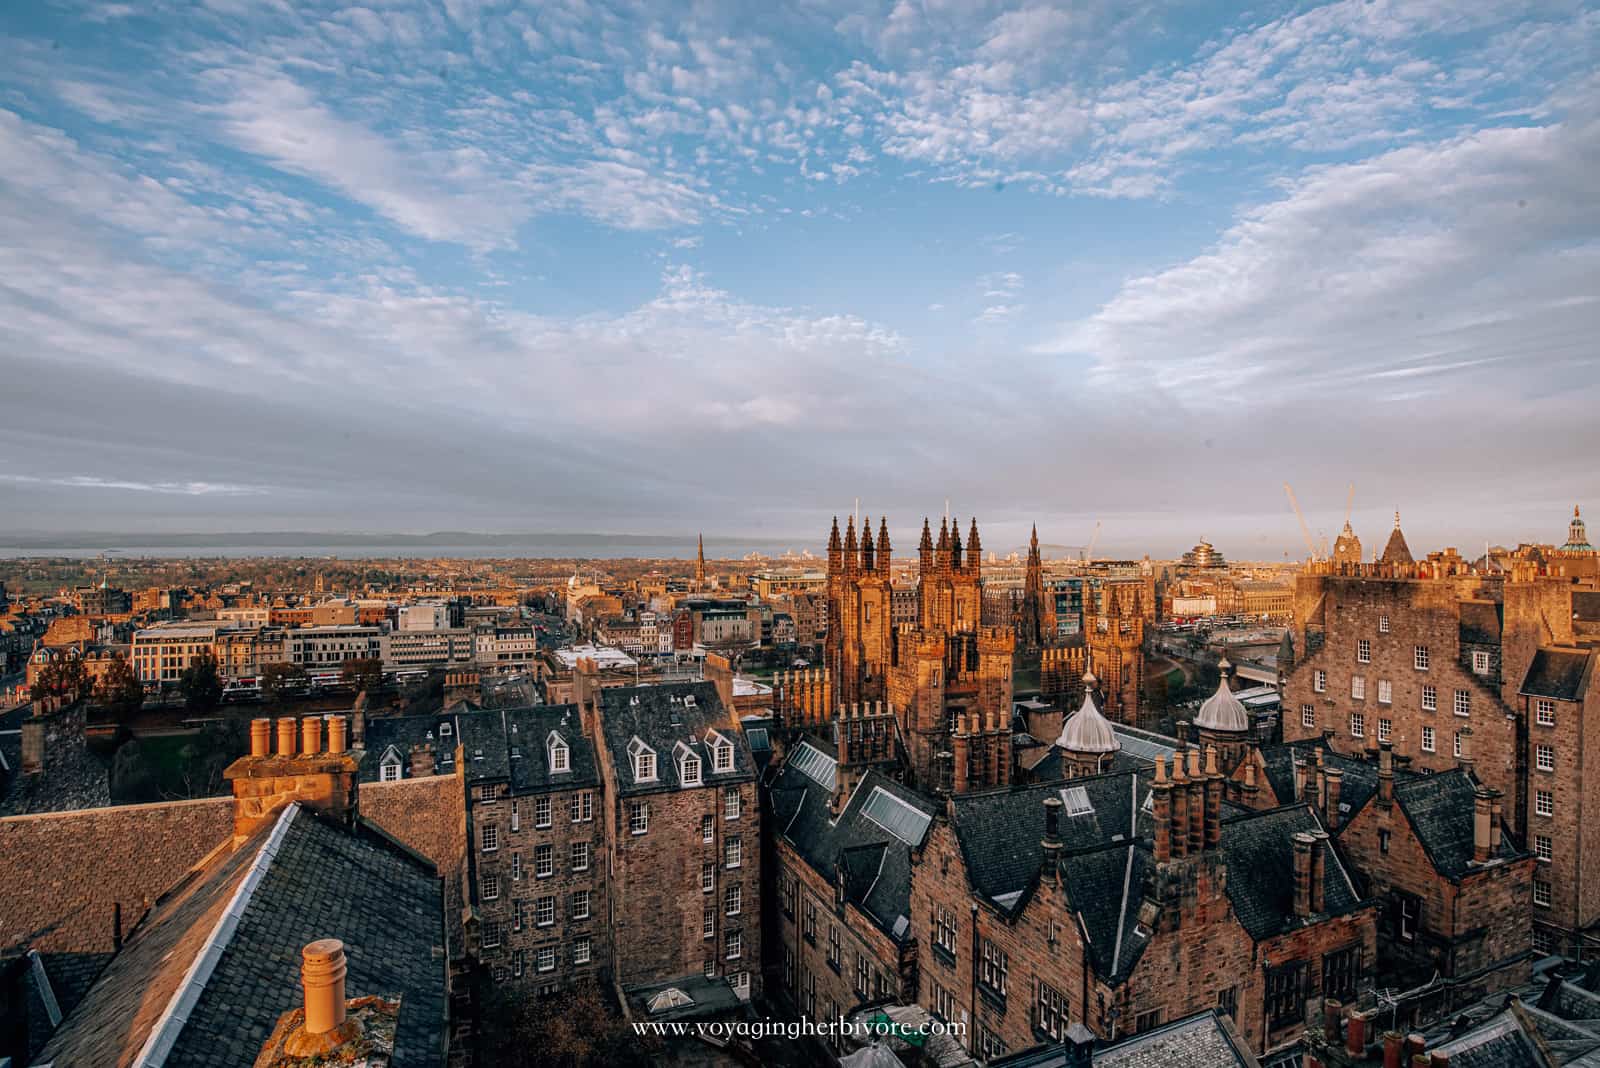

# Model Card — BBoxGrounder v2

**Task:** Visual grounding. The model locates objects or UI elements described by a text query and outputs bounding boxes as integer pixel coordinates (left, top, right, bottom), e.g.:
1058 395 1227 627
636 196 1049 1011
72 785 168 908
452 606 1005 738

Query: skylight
788 742 837 789
861 786 932 845
1061 785 1094 817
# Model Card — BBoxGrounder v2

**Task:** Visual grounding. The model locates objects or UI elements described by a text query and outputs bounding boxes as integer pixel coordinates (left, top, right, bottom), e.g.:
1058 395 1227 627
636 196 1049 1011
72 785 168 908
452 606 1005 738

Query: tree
179 651 224 710
480 980 650 1068
261 662 310 705
340 656 384 693
95 653 146 722
35 654 90 703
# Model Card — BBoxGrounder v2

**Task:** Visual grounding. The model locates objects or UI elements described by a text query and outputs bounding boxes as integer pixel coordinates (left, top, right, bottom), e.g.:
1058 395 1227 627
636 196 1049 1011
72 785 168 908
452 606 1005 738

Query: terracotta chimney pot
328 715 348 755
277 717 298 757
250 718 272 758
302 715 322 757
301 938 348 1035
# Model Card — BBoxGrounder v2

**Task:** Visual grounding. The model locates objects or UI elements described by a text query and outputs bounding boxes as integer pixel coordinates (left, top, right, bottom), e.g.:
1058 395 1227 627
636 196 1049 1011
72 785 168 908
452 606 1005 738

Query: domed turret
1057 680 1120 756
1194 663 1249 734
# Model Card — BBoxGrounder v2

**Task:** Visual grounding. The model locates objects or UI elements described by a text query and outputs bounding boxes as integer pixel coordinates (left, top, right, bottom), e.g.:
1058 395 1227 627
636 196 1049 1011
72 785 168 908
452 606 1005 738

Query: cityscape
3 2 1599 1068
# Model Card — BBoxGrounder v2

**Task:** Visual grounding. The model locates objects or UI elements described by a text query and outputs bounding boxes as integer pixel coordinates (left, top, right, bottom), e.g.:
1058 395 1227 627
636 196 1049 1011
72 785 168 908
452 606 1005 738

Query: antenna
1344 482 1355 528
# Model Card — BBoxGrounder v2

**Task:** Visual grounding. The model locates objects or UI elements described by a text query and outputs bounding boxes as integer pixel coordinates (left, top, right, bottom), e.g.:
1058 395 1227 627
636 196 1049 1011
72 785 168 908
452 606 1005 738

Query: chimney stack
1384 1031 1405 1068
1457 727 1474 777
1346 1009 1369 1056
251 718 272 758
1378 742 1394 806
1473 787 1493 863
952 716 970 795
20 717 44 776
1309 829 1329 913
1153 756 1172 863
1489 793 1502 853
1324 766 1343 829
1170 750 1190 858
1293 832 1315 917
410 743 436 778
1187 748 1204 855
1204 746 1223 849
1041 795 1063 879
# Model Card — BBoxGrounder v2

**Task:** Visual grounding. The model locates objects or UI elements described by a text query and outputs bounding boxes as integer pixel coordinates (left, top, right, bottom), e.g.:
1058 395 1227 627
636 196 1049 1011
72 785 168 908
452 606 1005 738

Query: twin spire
829 514 892 572
828 512 984 573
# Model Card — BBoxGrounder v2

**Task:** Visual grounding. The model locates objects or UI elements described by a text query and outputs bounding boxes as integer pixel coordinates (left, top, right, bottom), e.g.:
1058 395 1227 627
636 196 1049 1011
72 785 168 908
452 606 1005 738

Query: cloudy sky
0 0 1596 559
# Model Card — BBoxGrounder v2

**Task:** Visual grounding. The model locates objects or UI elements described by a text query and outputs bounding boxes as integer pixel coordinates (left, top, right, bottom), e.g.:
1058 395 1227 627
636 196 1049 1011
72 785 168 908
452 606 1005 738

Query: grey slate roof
1574 592 1600 624
1520 648 1594 702
359 711 466 783
1394 769 1522 880
770 763 935 940
504 705 599 792
1431 1009 1548 1068
36 804 447 1068
1061 842 1154 982
994 1008 1258 1068
598 682 756 798
1459 601 1504 646
1219 804 1363 941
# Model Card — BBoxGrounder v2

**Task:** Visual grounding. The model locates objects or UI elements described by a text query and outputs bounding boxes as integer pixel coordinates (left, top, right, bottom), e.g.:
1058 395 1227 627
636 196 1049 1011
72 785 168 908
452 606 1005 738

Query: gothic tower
1021 523 1044 648
1088 583 1145 726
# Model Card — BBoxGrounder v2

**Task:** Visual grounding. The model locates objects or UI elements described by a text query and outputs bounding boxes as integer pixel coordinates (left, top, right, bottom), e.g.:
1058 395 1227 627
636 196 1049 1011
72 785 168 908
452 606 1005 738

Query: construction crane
1344 482 1355 529
1284 483 1318 561
1083 521 1103 562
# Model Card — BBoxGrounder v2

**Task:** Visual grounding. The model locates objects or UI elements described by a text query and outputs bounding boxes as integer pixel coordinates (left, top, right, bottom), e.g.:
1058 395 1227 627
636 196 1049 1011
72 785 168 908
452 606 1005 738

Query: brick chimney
1041 795 1063 880
225 715 360 840
952 714 971 795
704 652 736 722
1489 792 1502 853
410 743 437 778
1378 742 1395 807
1309 829 1328 914
1153 755 1173 863
1473 786 1493 863
1457 727 1474 778
1324 766 1343 830
1170 750 1190 859
20 715 45 775
1186 748 1204 855
1204 746 1224 849
256 938 403 1066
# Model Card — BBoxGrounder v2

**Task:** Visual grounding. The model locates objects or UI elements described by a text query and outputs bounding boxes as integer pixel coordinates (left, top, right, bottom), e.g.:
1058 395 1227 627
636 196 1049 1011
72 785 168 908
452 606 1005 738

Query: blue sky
0 0 1596 558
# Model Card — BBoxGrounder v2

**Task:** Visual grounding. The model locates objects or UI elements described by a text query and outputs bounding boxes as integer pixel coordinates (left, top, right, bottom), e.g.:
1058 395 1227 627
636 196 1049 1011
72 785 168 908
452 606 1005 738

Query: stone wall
0 797 233 954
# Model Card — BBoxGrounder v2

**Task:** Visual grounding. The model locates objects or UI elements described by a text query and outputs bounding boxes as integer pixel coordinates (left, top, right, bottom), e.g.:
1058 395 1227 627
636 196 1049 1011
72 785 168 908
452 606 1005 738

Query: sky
0 0 1596 560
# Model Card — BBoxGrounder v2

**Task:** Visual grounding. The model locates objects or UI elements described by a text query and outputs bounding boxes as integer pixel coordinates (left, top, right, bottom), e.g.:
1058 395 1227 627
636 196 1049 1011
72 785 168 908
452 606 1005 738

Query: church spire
695 533 706 585
877 516 891 567
966 517 981 568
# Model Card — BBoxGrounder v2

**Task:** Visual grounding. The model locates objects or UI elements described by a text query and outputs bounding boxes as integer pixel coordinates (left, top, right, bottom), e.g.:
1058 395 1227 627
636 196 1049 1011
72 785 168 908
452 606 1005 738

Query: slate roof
994 1008 1258 1068
1459 601 1504 646
35 804 448 1068
504 705 599 792
359 711 466 783
770 763 935 940
1393 769 1522 881
598 682 756 798
1574 592 1600 624
1061 841 1154 982
0 705 111 816
1430 1009 1548 1068
1520 648 1594 703
949 771 1152 908
1382 525 1415 566
1219 804 1363 941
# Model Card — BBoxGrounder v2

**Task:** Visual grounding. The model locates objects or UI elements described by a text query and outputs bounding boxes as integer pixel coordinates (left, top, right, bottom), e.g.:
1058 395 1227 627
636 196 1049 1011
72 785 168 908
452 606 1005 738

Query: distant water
0 541 816 561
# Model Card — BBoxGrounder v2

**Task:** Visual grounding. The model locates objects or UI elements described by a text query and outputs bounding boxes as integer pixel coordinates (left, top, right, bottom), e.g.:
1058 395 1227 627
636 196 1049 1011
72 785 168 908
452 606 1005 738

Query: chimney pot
1346 1009 1369 1056
302 716 322 757
1384 1031 1405 1068
301 938 348 1036
250 718 272 757
277 717 298 757
328 715 348 755
1473 787 1493 862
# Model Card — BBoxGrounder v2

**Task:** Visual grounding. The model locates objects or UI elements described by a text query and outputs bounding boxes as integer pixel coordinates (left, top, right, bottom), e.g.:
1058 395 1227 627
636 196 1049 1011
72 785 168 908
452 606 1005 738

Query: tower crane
1284 483 1319 561
1084 520 1103 562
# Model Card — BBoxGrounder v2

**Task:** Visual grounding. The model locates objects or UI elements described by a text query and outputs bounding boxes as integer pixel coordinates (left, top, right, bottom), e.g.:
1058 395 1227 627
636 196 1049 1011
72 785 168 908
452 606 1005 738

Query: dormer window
629 737 658 782
547 731 571 774
707 731 734 773
681 752 702 787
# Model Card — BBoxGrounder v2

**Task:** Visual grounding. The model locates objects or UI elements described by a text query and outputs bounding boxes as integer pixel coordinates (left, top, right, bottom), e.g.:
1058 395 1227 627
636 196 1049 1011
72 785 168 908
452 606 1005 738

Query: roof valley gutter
132 804 299 1067
1109 843 1136 979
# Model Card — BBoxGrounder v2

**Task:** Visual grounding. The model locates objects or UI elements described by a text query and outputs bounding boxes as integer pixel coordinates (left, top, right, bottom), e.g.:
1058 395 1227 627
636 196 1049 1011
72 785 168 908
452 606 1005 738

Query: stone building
1087 581 1146 726
594 680 762 1001
1281 506 1600 957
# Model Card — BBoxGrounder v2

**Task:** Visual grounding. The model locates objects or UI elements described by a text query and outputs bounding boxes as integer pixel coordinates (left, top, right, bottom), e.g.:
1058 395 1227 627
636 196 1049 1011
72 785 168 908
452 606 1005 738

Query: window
1302 704 1316 729
1379 614 1390 633
826 924 842 970
574 936 591 964
535 843 554 878
1379 829 1391 854
536 946 556 973
803 898 818 942
980 1026 1008 1059
1378 718 1392 743
481 920 501 949
701 814 714 843
1394 892 1419 943
512 853 523 881
1038 980 1070 1040
481 825 499 852
781 876 796 917
1377 679 1392 704
570 791 593 822
1218 985 1239 1022
548 733 570 772
702 862 715 894
1535 835 1553 863
706 957 717 979
1422 685 1437 711
1266 961 1306 1030
1352 676 1365 700
477 784 497 803
856 953 871 996
1454 690 1471 717
629 738 657 782
725 836 742 869
1533 928 1553 955
703 906 716 939
1351 713 1365 738
725 884 742 916
680 752 702 786
629 800 649 835
571 889 590 920
380 762 401 782
934 907 957 957
533 795 551 827
1314 669 1327 693
535 896 555 927
513 949 525 978
724 786 741 820
481 872 500 900
711 735 734 773
1358 639 1371 663
1414 645 1429 671
571 840 590 872
510 804 520 832
1534 880 1553 908
725 929 742 960
1133 1012 1161 1036
1453 731 1463 758
931 980 955 1023
1322 945 1361 1002
1471 650 1490 675
1537 789 1554 817
1537 699 1556 726
980 938 1008 995
1537 744 1555 772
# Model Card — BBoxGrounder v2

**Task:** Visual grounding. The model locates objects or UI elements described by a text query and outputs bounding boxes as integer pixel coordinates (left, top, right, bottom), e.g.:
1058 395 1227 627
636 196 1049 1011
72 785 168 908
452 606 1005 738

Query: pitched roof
1459 601 1504 646
358 711 466 783
504 705 600 792
1060 841 1154 982
598 682 755 797
1382 524 1414 566
1394 769 1522 880
994 1008 1259 1068
770 763 934 941
1519 648 1593 702
1430 1008 1550 1068
35 805 447 1068
1219 804 1363 941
